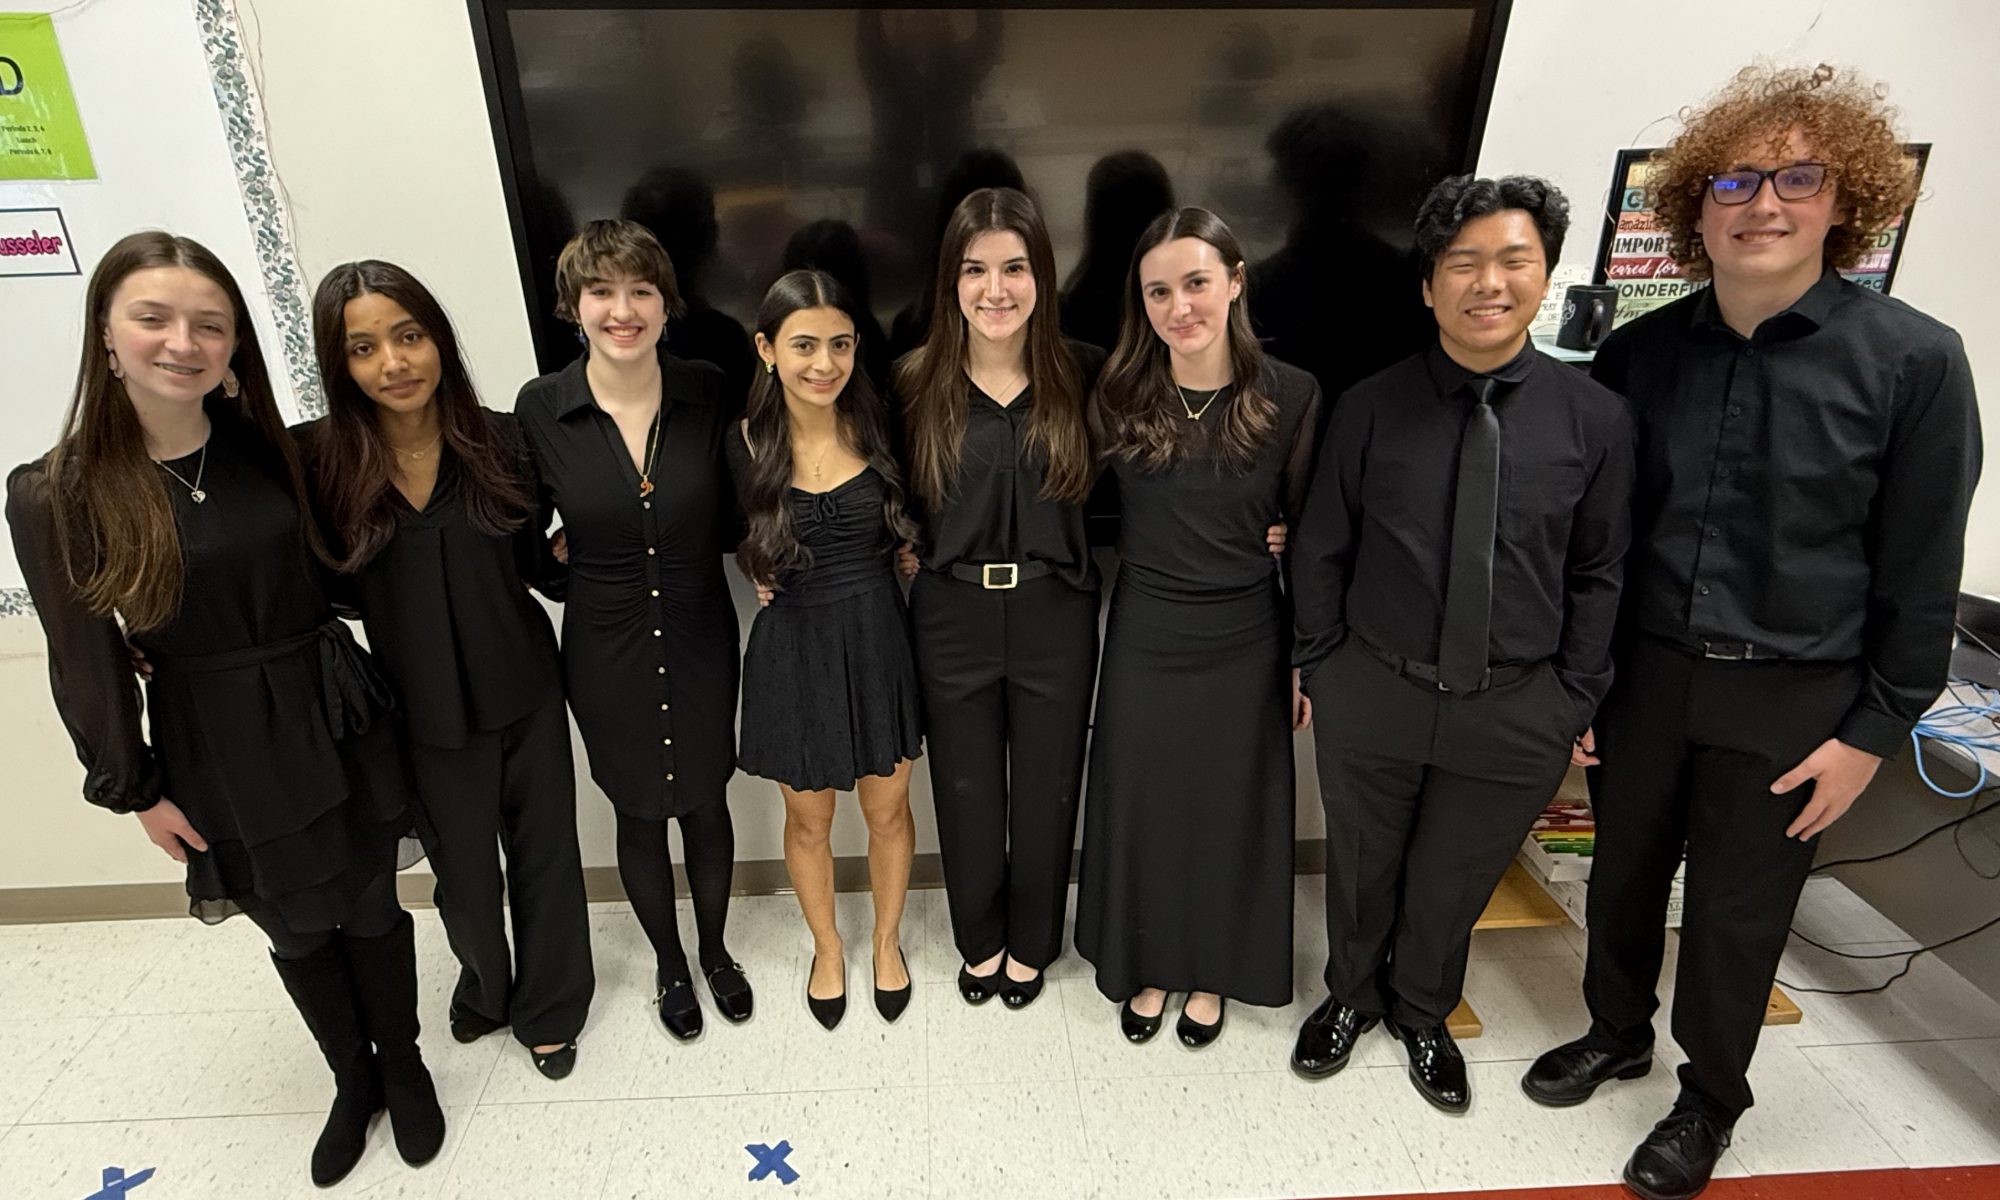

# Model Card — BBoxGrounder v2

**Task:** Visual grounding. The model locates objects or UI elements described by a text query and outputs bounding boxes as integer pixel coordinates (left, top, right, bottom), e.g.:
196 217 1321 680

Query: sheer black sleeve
6 462 162 813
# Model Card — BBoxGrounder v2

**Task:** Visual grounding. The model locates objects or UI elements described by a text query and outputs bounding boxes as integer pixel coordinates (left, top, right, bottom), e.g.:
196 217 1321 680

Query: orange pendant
639 479 655 498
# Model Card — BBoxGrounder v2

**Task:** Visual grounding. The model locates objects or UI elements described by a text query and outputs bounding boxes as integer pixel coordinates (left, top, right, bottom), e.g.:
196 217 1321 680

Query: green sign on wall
0 13 96 181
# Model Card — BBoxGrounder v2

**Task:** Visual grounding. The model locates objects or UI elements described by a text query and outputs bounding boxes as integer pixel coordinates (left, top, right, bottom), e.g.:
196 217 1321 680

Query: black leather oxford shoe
1522 1035 1652 1107
1385 1018 1469 1113
1622 1106 1731 1200
1291 997 1379 1081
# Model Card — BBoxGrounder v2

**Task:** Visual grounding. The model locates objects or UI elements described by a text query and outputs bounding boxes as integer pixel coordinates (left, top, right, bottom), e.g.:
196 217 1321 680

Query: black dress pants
911 569 1099 968
413 697 595 1048
1583 635 1865 1124
1308 637 1575 1027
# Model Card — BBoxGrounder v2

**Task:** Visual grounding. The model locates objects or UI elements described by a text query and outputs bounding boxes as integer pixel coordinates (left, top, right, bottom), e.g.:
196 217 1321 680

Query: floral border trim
193 0 322 419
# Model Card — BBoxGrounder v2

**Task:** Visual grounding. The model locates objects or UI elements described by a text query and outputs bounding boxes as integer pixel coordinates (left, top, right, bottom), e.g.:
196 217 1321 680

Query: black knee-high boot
342 912 447 1166
268 945 383 1187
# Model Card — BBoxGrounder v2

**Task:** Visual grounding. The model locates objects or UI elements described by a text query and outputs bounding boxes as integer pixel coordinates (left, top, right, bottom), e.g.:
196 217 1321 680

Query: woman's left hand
1291 667 1312 730
896 541 920 581
1266 522 1288 557
550 529 570 565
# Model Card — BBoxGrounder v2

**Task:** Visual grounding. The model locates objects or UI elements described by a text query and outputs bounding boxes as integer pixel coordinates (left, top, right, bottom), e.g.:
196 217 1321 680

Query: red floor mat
1347 1164 2000 1199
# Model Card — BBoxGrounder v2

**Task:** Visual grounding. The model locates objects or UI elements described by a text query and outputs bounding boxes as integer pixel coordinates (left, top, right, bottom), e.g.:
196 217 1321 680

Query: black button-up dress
516 353 741 819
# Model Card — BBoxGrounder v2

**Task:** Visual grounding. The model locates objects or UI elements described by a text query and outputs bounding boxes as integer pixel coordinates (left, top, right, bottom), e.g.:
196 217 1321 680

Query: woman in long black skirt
515 219 752 1041
299 260 594 1079
730 269 924 1031
1076 208 1320 1048
6 232 444 1186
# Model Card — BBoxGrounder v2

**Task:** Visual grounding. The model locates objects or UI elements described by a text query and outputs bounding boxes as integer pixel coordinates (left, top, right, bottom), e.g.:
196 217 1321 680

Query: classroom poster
0 12 96 180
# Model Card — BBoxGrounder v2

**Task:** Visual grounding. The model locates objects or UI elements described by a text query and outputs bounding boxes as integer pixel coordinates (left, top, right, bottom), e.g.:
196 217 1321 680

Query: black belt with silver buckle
945 560 1054 590
1355 637 1536 694
1663 635 1779 661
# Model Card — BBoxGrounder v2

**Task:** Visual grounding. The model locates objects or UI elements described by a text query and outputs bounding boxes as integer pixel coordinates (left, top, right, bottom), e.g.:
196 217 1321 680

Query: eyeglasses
1706 163 1829 206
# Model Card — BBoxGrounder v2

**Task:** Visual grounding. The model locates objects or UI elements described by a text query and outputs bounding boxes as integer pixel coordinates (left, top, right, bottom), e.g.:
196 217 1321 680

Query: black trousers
911 569 1099 968
1307 637 1574 1026
1583 636 1864 1124
413 697 594 1047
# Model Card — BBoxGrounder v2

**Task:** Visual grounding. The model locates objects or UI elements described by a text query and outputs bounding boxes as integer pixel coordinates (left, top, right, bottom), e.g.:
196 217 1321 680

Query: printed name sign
0 205 77 276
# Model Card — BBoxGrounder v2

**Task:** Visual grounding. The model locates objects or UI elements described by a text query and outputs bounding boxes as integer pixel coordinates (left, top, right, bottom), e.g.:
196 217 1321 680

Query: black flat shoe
807 955 847 1031
1522 1035 1653 1107
531 1042 577 1080
655 975 704 1042
1291 997 1379 1081
999 959 1045 1010
1120 996 1165 1044
874 947 912 1023
1623 1106 1732 1200
1385 1018 1469 1113
1176 996 1226 1049
449 1006 506 1045
705 961 755 1024
957 962 1001 1005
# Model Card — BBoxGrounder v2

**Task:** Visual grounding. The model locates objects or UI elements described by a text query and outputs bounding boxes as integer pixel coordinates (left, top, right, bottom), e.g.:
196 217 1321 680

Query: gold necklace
156 443 209 504
390 434 442 460
1176 381 1229 421
637 410 662 497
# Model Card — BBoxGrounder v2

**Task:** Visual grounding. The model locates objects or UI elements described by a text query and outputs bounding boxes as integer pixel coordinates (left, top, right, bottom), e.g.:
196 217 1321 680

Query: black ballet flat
705 961 755 1024
1177 997 1226 1049
874 947 912 1024
1120 996 1165 1044
957 963 1001 1006
655 974 704 1042
1000 966 1045 1011
807 955 847 1031
531 1042 577 1080
449 1006 506 1045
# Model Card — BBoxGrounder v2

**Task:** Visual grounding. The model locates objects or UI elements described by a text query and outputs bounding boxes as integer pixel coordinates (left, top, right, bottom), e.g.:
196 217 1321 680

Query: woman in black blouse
1076 208 1321 1049
6 232 443 1186
730 269 923 1030
299 260 593 1080
515 220 752 1041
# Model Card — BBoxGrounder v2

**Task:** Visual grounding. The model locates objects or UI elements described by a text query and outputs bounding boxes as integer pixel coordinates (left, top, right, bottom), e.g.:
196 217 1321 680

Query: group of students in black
8 62 1981 1200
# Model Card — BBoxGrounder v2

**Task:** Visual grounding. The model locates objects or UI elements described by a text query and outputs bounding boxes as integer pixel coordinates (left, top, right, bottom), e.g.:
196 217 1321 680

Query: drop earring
106 349 123 379
222 369 241 399
764 361 775 374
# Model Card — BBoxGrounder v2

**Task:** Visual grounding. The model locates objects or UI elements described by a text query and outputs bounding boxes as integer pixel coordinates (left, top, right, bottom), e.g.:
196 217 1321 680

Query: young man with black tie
1522 65 1981 1200
1290 175 1635 1111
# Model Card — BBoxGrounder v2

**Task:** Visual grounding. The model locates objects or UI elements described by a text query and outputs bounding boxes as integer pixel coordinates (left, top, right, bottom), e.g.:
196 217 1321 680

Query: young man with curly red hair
1522 65 1980 1200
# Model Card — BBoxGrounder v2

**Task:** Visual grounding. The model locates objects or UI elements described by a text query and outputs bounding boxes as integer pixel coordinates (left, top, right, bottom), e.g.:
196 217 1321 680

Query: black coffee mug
1556 284 1618 351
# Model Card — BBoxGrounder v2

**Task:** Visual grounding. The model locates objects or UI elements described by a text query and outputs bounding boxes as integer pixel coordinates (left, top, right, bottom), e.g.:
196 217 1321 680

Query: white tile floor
4 876 1999 1199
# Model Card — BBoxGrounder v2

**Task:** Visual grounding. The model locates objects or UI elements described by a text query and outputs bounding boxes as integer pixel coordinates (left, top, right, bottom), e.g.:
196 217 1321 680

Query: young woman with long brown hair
299 260 594 1080
514 220 754 1043
729 269 923 1031
5 232 444 1186
1075 207 1321 1049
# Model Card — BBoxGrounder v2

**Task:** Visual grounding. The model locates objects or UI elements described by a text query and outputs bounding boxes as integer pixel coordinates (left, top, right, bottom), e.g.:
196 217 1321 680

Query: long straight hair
45 231 317 632
895 187 1092 509
737 270 916 584
309 260 532 571
1096 207 1276 475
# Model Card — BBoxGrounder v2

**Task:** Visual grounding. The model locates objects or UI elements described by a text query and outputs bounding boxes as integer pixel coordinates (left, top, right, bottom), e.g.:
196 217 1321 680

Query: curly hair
1414 174 1570 280
1651 63 1916 280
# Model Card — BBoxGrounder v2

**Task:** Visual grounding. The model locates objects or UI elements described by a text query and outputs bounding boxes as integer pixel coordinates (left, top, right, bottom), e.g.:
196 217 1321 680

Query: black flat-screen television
469 0 1511 405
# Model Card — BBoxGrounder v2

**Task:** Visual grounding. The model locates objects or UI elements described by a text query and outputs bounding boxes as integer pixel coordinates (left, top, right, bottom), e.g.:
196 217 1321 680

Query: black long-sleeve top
1592 269 1982 757
911 340 1106 591
1293 340 1636 729
295 412 565 750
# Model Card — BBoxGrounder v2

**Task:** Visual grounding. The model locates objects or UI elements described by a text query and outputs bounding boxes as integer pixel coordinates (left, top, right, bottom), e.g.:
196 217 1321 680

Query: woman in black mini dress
515 220 752 1041
729 269 923 1031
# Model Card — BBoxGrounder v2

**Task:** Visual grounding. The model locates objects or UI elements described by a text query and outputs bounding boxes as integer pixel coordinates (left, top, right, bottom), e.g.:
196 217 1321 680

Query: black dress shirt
912 340 1106 591
1592 269 1982 757
1294 340 1636 729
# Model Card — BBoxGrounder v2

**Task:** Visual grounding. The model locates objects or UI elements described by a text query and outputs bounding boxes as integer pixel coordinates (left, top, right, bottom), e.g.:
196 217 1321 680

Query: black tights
616 804 736 984
250 871 404 960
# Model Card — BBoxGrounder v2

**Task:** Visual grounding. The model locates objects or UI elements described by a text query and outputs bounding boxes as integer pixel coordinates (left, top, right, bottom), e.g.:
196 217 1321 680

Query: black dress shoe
957 963 1001 1005
1522 1035 1653 1107
655 974 704 1042
449 1006 506 1045
1120 996 1165 1044
999 960 1045 1010
807 955 847 1031
1176 996 1226 1049
705 962 755 1024
1385 1018 1470 1113
874 947 912 1023
531 1042 577 1080
1623 1106 1732 1200
1291 997 1379 1081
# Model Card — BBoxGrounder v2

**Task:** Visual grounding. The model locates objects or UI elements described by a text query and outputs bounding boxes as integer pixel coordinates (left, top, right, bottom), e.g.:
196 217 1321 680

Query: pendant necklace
637 410 662 497
157 443 210 504
1176 381 1229 421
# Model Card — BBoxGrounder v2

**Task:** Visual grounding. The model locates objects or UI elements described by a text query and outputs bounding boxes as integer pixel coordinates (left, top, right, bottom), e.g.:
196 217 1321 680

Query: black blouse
296 413 565 749
911 340 1107 591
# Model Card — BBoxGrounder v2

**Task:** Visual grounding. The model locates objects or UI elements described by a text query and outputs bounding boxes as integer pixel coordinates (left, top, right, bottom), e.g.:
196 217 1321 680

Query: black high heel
957 962 1001 1005
1120 994 1166 1044
807 955 847 1031
874 947 912 1023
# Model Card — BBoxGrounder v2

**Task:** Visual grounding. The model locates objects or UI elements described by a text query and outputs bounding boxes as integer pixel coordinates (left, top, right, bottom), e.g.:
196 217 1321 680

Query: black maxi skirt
1075 572 1296 1007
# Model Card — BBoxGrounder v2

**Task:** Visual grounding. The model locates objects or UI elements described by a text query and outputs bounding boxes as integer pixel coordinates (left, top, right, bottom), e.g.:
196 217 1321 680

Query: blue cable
1910 687 2000 798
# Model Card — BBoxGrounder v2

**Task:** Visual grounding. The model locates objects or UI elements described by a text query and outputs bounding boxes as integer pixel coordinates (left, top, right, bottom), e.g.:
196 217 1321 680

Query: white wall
5 0 1997 893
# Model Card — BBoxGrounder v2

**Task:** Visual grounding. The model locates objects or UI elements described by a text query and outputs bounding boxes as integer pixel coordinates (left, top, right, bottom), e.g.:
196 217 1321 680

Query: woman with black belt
6 232 443 1186
515 219 752 1041
299 260 594 1079
730 269 924 1030
1076 208 1320 1049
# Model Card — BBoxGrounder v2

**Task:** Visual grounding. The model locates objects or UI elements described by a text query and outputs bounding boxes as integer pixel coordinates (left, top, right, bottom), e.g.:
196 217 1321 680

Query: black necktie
1438 377 1500 692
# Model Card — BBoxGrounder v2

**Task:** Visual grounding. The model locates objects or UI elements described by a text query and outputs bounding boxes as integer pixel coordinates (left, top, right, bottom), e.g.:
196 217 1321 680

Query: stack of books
1517 771 1684 929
